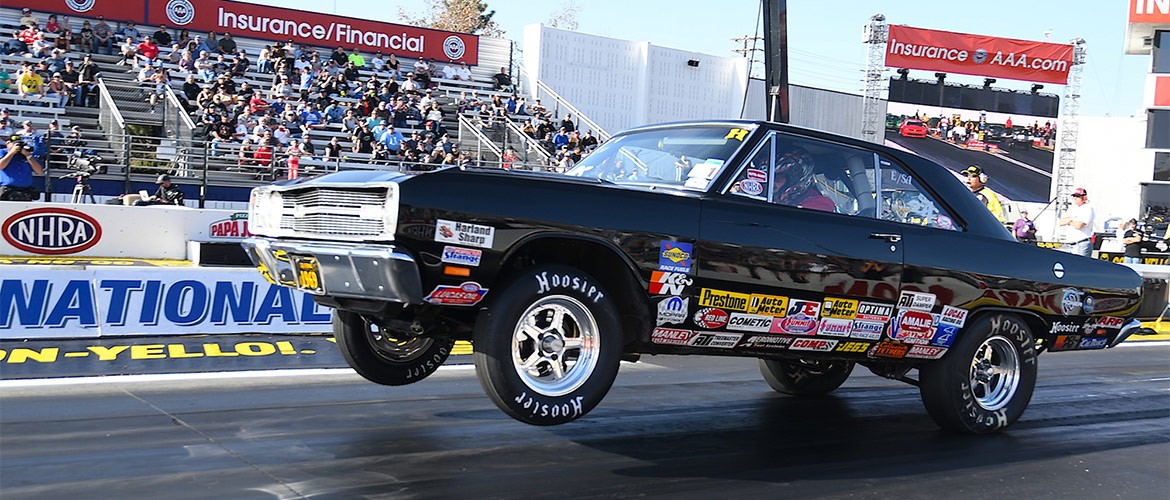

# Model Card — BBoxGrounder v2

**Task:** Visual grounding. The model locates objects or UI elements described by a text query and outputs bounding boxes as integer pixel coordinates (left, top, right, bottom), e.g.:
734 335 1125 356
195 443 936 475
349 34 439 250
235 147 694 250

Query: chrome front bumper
242 237 424 304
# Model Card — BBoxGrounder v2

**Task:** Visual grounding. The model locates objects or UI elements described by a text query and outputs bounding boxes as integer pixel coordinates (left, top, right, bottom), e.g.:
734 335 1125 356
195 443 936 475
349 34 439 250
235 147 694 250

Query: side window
728 132 878 216
876 158 961 231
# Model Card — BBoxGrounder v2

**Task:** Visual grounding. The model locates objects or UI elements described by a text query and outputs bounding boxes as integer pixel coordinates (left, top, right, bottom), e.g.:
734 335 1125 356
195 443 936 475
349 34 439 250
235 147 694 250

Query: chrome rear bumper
242 237 424 304
1108 318 1160 348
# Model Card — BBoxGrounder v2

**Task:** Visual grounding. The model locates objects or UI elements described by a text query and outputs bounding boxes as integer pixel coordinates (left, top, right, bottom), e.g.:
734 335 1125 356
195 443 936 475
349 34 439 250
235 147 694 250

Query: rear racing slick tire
758 359 855 396
919 313 1038 434
334 310 456 386
474 265 622 426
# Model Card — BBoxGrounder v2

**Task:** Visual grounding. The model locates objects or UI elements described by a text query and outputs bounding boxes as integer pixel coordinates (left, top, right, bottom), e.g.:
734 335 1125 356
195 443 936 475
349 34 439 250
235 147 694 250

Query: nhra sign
0 267 331 339
143 0 479 64
886 25 1074 84
3 208 102 255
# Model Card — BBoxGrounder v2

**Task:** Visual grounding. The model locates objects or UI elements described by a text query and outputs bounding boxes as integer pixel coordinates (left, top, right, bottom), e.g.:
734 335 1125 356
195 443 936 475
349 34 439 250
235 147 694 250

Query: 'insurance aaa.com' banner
886 25 1074 85
1 267 333 339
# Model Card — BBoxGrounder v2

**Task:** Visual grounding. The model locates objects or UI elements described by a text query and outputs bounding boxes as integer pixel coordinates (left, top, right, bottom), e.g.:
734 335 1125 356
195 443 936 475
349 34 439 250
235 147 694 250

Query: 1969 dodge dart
243 120 1150 433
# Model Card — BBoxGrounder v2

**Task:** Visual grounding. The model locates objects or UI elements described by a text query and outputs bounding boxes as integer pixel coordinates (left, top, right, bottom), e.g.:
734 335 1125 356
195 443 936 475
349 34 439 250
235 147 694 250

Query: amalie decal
3 208 102 255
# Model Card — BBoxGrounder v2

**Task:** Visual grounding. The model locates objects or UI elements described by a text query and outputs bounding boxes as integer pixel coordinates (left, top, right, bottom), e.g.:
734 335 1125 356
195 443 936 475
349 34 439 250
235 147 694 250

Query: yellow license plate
291 255 323 293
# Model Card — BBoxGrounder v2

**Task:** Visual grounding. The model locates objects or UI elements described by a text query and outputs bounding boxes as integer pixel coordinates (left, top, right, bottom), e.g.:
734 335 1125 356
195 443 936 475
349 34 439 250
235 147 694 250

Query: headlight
382 183 399 238
249 188 283 235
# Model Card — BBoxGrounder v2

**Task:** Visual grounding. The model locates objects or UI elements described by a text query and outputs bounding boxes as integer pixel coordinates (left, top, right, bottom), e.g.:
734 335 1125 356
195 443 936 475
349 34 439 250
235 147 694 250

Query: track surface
886 131 1054 203
2 344 1168 499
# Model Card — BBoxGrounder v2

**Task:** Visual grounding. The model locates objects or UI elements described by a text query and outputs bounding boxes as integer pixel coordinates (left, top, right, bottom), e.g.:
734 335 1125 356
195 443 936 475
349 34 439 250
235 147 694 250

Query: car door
694 131 903 345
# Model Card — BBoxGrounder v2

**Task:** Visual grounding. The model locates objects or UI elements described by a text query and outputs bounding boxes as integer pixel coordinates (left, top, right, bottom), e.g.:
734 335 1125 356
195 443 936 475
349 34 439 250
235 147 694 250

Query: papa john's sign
886 25 1074 85
146 0 479 64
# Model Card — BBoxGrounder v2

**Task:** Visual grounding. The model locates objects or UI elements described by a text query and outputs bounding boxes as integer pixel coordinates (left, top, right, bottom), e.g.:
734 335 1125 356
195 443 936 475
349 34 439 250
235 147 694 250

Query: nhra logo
65 0 96 13
166 0 196 25
649 271 692 295
443 35 467 60
3 208 102 255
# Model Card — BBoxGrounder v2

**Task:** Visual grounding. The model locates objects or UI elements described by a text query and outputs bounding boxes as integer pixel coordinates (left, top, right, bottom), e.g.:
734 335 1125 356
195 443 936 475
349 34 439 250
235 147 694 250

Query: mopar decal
656 296 689 326
658 241 693 273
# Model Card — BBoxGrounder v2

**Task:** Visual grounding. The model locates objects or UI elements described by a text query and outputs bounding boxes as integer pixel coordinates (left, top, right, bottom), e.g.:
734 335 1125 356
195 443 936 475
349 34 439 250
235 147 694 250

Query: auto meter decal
897 290 936 312
739 180 764 196
434 219 495 248
649 271 693 295
693 307 729 329
656 296 689 326
855 302 894 322
658 241 693 273
424 282 487 306
821 297 859 319
748 294 788 316
651 327 695 345
738 335 793 349
3 207 102 255
851 319 885 340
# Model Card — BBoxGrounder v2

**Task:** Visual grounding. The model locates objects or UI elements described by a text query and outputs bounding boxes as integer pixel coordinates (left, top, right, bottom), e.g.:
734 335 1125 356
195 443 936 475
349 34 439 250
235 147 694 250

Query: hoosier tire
919 313 1038 434
333 310 455 386
758 359 855 396
474 265 622 425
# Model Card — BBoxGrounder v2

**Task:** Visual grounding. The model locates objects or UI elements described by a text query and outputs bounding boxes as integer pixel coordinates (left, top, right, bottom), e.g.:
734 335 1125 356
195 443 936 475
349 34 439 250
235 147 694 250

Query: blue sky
249 0 1148 117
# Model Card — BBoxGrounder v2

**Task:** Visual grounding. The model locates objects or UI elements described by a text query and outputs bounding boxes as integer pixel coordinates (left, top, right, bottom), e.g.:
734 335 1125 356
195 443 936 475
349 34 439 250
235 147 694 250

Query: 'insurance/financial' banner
886 25 1074 85
1 267 333 339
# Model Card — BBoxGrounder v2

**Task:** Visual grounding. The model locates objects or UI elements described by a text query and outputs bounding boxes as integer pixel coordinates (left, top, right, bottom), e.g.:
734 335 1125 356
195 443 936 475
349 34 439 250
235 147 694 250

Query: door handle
869 233 902 244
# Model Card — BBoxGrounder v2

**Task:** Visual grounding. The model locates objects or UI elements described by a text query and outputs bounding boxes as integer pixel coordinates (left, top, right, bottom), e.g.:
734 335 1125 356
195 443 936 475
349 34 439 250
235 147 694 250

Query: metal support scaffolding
1053 38 1087 230
861 14 888 144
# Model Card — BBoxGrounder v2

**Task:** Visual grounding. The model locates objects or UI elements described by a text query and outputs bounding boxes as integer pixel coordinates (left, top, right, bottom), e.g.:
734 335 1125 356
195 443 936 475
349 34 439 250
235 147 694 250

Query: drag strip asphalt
885 131 1054 203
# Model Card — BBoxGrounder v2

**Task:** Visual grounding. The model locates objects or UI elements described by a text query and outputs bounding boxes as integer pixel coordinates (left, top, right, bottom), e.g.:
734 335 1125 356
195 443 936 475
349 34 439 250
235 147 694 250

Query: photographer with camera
0 134 44 201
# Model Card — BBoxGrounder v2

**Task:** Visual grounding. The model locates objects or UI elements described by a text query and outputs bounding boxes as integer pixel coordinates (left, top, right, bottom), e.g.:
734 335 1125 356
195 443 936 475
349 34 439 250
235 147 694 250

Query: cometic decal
725 313 773 332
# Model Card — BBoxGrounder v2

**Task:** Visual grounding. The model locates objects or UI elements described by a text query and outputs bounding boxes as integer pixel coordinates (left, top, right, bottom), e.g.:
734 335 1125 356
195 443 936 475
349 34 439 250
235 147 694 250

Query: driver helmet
773 147 816 205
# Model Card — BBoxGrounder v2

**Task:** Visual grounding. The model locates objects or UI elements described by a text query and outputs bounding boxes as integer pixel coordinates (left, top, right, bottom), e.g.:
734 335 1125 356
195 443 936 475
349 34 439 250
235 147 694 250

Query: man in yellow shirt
962 165 1005 222
17 67 44 98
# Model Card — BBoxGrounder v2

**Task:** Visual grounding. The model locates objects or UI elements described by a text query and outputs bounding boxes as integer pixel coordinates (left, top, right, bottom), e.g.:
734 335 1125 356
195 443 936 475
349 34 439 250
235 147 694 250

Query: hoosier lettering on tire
918 313 1038 434
473 265 622 425
333 310 456 386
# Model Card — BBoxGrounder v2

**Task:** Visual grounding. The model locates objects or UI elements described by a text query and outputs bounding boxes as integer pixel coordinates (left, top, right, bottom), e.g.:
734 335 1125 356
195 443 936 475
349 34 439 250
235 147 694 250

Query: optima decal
3 208 102 255
855 302 893 322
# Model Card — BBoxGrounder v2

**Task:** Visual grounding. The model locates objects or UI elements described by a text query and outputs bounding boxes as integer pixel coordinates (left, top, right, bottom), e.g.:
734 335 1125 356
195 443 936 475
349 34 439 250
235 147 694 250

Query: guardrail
518 65 611 141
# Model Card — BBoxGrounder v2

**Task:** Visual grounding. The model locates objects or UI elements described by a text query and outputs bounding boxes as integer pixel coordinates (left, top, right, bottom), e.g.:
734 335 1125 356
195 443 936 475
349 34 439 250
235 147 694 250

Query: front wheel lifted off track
474 265 622 426
334 309 455 386
919 313 1038 434
759 358 854 396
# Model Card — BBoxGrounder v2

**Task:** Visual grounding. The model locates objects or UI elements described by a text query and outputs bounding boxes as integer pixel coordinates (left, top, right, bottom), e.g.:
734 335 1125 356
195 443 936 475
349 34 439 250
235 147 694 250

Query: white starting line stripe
0 365 475 388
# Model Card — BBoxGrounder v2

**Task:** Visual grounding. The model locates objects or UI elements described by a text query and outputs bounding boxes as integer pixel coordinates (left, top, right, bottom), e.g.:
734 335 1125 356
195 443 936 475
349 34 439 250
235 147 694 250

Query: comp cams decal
693 308 729 329
435 219 495 248
534 271 606 303
789 338 837 352
688 332 742 348
651 327 695 345
698 288 750 312
658 241 693 273
424 282 488 306
649 271 693 295
897 291 936 312
656 296 689 326
440 246 482 267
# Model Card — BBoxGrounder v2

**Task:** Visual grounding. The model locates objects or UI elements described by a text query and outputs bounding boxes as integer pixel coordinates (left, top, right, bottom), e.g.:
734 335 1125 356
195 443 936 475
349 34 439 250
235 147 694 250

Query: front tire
334 310 455 386
759 358 854 395
474 265 622 425
919 313 1038 434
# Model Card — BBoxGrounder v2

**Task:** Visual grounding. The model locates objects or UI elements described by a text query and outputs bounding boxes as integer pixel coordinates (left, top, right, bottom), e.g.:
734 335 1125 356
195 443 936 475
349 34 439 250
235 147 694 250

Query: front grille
278 187 391 239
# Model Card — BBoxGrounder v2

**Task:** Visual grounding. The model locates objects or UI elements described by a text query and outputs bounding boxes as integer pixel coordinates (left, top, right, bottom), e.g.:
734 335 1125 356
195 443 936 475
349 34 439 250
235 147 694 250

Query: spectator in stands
308 51 322 72
330 46 348 67
17 64 44 98
179 74 200 109
552 128 570 149
167 44 183 64
138 35 161 67
54 27 74 53
43 14 60 33
0 68 11 93
18 121 47 162
118 21 141 45
580 130 598 151
177 50 196 73
205 32 219 53
413 58 430 77
456 63 472 81
195 50 215 82
531 99 547 116
176 28 192 47
210 114 237 156
146 71 168 113
153 24 172 46
45 49 69 73
30 32 53 58
299 102 323 129
283 111 307 139
341 108 360 132
492 67 512 92
19 9 38 28
44 73 70 107
323 101 345 124
560 114 576 133
273 123 292 145
78 21 95 53
442 62 459 80
59 60 79 98
77 54 97 107
348 48 366 68
229 49 248 76
380 125 404 156
118 37 137 67
370 51 386 73
324 136 342 160
218 32 236 55
386 54 401 78
94 17 113 55
424 102 444 136
212 53 232 75
352 121 375 153
257 45 273 73
193 36 213 58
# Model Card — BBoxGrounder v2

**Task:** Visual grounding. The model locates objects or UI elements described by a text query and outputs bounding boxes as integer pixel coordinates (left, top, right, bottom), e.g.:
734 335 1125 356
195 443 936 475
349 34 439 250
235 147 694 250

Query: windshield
566 125 756 190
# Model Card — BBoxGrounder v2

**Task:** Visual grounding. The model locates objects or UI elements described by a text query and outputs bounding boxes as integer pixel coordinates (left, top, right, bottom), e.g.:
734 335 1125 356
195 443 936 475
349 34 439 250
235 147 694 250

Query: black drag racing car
243 120 1149 433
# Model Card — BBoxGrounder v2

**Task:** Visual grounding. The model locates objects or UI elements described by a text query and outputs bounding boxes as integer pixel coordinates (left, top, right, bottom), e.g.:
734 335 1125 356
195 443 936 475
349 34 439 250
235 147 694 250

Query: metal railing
163 86 197 143
503 117 552 165
457 114 504 164
517 65 611 141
